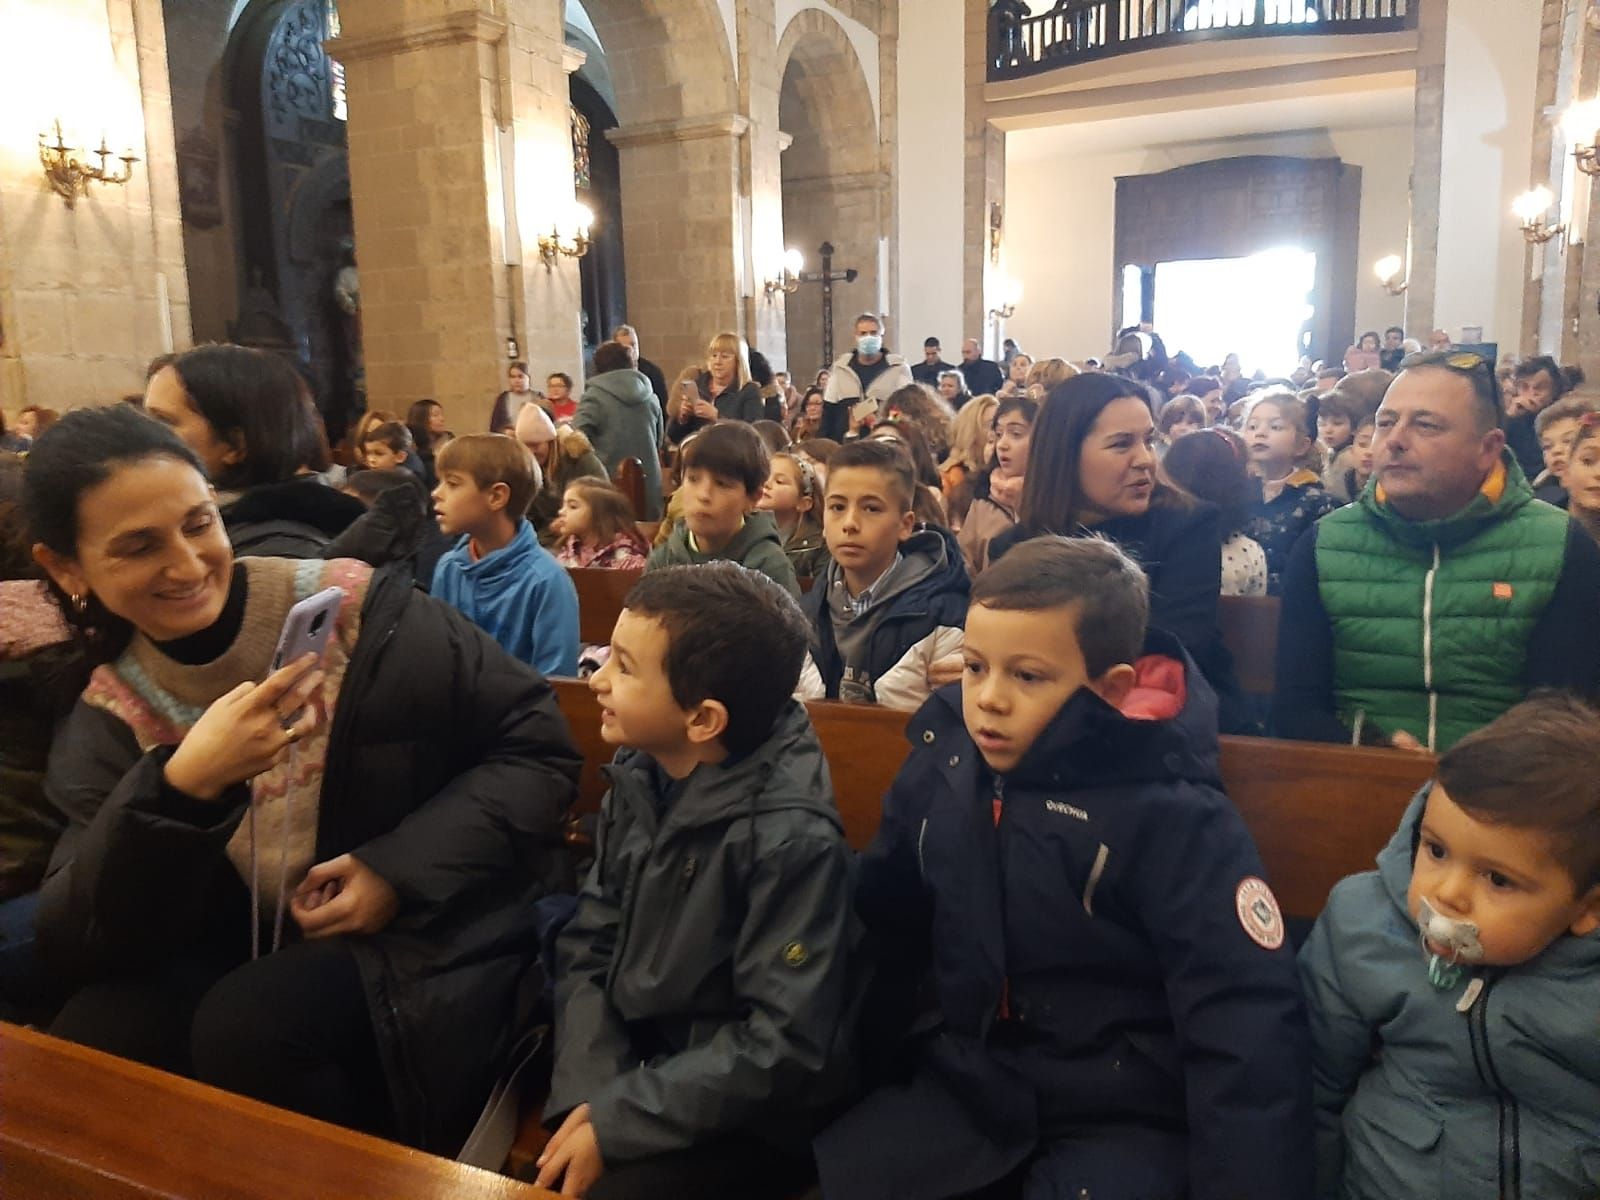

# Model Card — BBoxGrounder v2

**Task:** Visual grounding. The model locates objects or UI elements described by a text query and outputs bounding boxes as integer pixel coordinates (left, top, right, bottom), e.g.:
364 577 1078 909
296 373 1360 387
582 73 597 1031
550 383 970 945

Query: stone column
1404 0 1447 341
607 116 749 376
963 0 1006 353
0 0 189 414
334 0 580 433
739 0 789 370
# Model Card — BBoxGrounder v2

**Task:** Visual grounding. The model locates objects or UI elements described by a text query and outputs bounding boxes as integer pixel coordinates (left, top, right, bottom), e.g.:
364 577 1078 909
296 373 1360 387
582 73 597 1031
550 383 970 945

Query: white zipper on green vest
1423 542 1441 752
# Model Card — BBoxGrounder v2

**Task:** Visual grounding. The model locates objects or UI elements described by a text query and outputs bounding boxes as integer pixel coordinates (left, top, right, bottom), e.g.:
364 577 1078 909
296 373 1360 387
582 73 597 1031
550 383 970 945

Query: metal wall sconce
988 203 1004 266
987 276 1022 323
1562 99 1600 176
39 121 138 209
1513 187 1565 245
1373 254 1407 295
764 248 804 300
537 201 594 269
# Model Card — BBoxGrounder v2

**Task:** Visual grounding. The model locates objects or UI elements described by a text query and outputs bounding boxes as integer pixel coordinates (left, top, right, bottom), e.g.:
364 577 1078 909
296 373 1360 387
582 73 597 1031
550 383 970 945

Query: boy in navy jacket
816 535 1313 1199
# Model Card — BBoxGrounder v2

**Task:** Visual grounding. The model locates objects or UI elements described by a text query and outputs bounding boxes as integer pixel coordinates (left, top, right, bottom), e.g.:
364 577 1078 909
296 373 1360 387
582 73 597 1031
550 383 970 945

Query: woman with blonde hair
939 393 998 530
665 331 764 443
1024 356 1079 400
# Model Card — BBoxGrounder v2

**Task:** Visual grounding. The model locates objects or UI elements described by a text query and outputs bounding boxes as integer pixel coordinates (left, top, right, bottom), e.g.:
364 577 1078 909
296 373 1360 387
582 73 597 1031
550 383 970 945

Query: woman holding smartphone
664 331 764 443
23 406 580 1154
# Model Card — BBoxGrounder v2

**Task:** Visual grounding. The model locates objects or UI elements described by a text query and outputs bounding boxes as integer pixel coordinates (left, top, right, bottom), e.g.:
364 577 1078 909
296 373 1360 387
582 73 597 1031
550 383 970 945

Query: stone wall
0 0 189 420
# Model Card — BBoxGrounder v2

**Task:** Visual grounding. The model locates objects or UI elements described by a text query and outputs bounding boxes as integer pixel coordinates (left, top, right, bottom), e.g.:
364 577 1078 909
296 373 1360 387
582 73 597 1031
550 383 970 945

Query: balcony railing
989 0 1415 81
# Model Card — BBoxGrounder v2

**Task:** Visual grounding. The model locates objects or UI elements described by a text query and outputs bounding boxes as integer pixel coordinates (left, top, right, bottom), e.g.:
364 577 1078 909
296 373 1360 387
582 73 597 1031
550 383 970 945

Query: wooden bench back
549 679 1430 920
613 456 648 519
569 567 644 646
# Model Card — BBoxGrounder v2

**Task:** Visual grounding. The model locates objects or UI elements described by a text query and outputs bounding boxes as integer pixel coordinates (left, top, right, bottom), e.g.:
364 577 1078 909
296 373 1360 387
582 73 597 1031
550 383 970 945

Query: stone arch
778 7 885 378
579 0 737 126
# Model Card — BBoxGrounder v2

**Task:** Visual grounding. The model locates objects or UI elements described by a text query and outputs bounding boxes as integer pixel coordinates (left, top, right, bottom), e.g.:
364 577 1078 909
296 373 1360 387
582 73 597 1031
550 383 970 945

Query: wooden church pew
0 1022 557 1200
548 678 1430 922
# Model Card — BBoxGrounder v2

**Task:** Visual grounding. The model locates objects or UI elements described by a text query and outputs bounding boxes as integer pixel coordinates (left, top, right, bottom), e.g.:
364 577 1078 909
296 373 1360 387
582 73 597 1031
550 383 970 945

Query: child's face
1244 403 1303 474
1354 424 1376 478
554 487 592 540
823 465 915 582
682 466 753 550
1203 392 1226 424
962 602 1119 774
758 458 809 519
1539 416 1580 481
1317 412 1353 452
1566 435 1600 514
1164 417 1201 442
1407 783 1600 968
993 411 1032 477
364 441 406 472
431 469 500 537
591 609 691 758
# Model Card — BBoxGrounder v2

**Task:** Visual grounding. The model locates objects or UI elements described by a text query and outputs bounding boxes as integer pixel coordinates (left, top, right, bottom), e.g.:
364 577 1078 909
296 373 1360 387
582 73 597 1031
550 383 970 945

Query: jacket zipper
1422 542 1440 752
1464 973 1520 1200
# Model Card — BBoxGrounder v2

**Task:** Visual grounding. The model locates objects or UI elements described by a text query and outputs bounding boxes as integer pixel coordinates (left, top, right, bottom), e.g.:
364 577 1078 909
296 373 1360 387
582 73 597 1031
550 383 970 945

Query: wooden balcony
989 0 1416 82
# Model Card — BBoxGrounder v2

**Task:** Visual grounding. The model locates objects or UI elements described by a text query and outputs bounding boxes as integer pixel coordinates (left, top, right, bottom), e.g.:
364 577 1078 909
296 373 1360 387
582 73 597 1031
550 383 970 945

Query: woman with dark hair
22 405 579 1152
989 373 1245 728
144 345 366 558
1162 429 1268 597
405 398 449 491
490 362 534 435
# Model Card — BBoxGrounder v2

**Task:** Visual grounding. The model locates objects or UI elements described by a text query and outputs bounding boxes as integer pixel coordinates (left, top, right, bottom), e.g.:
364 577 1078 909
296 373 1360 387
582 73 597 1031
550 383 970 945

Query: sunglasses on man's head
1399 350 1490 374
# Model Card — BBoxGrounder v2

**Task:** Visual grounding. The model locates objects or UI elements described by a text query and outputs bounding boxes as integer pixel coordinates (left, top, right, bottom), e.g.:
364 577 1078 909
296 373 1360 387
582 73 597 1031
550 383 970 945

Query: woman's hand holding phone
163 654 326 801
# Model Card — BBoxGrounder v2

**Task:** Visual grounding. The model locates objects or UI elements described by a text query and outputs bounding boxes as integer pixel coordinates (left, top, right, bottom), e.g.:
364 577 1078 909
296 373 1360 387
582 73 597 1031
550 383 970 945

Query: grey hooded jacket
547 701 862 1163
1300 786 1600 1199
573 368 664 519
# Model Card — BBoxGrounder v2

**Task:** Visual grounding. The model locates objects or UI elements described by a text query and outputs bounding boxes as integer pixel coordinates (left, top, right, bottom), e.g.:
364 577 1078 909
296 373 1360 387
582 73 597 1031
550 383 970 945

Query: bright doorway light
1152 247 1317 377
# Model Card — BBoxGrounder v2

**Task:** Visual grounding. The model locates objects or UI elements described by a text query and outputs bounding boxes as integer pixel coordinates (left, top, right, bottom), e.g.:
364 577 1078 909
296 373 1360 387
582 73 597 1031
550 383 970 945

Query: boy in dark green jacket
645 422 800 597
540 563 857 1198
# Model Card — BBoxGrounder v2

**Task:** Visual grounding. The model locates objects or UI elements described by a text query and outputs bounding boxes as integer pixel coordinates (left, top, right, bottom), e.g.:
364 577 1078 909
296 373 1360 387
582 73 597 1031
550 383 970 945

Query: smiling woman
20 406 581 1154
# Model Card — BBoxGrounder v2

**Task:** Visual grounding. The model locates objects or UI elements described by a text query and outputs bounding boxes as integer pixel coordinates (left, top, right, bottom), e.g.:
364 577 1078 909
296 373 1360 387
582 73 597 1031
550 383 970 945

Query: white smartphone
270 586 347 674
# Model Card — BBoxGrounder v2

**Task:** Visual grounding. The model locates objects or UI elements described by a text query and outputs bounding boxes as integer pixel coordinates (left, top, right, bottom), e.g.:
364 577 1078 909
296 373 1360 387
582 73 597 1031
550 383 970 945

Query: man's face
1384 330 1404 351
924 344 942 365
962 339 981 363
1428 331 1452 352
615 328 637 358
1372 368 1503 522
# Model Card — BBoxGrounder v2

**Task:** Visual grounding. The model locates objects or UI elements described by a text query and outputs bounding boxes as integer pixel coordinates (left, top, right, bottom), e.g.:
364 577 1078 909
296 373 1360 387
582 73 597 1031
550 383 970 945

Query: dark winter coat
799 525 969 708
646 510 800 597
572 368 664 519
664 373 764 443
815 632 1314 1200
547 702 860 1163
1243 469 1340 595
36 566 582 1153
220 477 367 558
989 500 1248 732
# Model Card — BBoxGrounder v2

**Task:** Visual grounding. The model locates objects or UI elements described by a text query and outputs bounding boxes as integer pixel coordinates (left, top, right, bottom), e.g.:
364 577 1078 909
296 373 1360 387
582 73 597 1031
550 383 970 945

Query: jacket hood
221 477 367 537
445 518 543 585
920 626 1221 791
555 425 596 463
664 508 785 561
1361 449 1536 551
819 523 967 626
586 369 655 409
610 700 841 833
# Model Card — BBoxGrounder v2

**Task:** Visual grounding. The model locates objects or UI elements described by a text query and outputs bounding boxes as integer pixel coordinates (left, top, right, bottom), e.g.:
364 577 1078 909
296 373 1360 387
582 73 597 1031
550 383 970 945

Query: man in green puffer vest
1272 350 1600 753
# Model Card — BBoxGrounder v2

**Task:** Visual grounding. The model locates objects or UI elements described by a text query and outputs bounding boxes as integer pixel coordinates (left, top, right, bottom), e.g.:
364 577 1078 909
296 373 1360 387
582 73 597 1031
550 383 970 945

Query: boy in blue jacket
816 535 1313 1200
431 433 578 676
1300 694 1600 1199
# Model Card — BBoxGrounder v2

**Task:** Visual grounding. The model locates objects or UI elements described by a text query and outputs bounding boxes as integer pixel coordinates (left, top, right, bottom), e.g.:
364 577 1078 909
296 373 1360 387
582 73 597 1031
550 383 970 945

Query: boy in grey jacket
540 563 859 1198
1300 694 1600 1200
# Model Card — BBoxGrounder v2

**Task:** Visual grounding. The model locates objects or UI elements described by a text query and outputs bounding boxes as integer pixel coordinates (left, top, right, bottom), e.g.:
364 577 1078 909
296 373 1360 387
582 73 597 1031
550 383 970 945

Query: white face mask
1415 896 1484 989
856 334 883 357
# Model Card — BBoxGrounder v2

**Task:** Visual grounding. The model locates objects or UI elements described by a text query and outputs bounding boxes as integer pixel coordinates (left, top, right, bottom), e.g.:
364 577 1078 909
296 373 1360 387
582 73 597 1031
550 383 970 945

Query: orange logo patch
1492 582 1513 601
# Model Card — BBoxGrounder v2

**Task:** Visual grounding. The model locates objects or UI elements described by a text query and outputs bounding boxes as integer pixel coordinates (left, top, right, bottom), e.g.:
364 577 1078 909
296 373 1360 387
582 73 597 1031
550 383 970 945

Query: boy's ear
1088 662 1137 711
485 481 512 513
396 450 409 463
1569 884 1600 938
897 506 917 542
684 697 729 750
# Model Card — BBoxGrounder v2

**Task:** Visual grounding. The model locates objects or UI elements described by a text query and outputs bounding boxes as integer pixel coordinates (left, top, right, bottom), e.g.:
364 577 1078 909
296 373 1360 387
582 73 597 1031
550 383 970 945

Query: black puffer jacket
220 477 367 558
547 701 860 1163
37 565 582 1152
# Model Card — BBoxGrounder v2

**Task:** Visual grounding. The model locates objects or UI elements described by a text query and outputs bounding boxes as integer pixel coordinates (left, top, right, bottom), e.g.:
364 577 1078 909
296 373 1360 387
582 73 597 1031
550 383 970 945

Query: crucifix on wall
796 241 859 366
